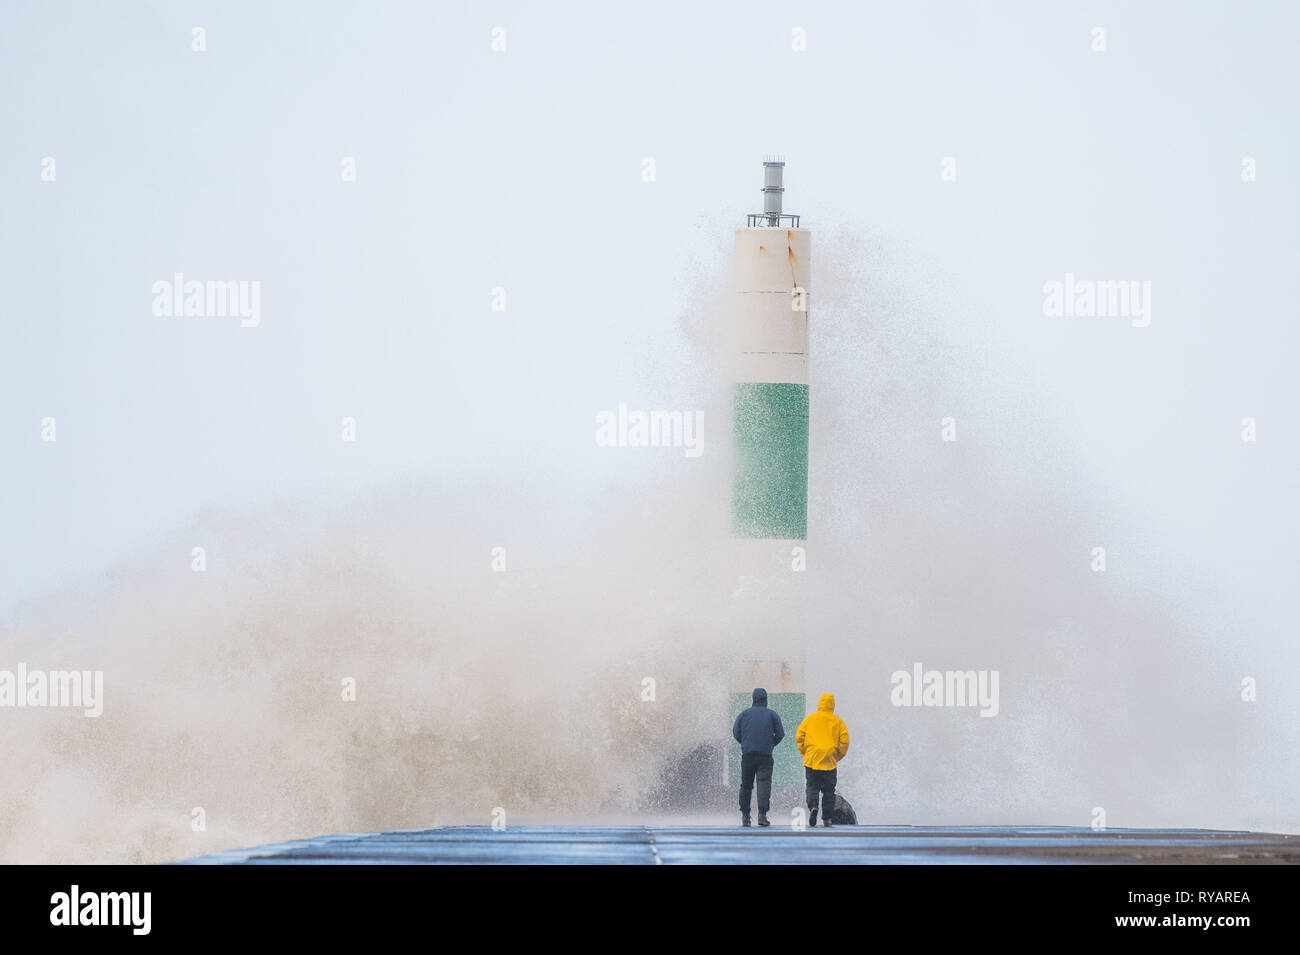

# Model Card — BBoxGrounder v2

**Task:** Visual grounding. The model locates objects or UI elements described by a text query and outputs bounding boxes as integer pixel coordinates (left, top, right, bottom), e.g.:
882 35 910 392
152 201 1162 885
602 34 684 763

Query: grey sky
2 2 1296 649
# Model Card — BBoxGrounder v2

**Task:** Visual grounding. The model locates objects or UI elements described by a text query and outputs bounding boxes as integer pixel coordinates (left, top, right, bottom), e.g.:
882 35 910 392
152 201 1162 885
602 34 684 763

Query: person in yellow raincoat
795 692 850 827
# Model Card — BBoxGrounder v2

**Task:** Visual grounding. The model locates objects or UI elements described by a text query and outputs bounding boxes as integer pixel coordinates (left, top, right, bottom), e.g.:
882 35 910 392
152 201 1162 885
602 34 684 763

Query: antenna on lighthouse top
748 156 799 227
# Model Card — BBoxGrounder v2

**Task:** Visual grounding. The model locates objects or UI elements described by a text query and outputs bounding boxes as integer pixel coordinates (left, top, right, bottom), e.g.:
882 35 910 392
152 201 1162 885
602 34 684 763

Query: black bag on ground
830 794 857 825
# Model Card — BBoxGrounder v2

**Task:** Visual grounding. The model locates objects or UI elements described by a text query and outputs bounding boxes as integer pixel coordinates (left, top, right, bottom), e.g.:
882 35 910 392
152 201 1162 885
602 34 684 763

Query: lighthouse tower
729 157 810 791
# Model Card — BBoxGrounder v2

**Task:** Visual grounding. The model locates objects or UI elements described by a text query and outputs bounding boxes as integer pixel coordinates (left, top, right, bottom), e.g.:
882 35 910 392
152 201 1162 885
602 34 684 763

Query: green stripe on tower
732 382 809 539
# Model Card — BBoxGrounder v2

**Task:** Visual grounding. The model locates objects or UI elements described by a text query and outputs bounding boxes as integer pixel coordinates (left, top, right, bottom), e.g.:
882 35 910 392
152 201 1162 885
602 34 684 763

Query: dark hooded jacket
732 688 786 755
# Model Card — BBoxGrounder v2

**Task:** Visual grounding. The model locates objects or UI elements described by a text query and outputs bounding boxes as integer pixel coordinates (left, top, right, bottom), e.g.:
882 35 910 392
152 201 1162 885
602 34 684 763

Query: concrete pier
180 826 1300 865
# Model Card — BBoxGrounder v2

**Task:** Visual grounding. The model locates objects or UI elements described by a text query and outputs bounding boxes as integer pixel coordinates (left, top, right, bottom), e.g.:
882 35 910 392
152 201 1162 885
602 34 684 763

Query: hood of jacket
752 687 768 706
797 693 849 770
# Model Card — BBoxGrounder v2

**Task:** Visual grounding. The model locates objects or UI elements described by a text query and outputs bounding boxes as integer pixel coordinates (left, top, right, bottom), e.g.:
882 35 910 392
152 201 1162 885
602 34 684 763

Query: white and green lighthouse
729 157 810 790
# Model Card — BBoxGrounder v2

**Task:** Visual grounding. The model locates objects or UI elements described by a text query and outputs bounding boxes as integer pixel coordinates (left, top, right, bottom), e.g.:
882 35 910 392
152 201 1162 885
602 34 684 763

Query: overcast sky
2 0 1296 628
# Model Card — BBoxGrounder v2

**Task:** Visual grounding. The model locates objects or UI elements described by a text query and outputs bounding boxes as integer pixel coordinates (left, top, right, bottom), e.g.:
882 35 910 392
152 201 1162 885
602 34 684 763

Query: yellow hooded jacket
796 693 850 770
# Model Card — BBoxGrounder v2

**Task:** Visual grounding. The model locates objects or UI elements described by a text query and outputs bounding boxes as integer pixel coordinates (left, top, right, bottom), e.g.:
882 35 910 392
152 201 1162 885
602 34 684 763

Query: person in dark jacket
731 687 785 827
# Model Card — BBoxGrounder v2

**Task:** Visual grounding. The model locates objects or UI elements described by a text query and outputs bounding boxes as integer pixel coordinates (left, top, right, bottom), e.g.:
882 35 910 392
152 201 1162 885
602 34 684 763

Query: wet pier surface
181 826 1300 865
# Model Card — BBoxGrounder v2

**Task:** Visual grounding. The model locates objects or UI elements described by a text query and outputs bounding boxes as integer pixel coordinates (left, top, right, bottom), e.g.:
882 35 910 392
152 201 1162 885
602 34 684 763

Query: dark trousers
739 752 774 814
805 766 837 815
